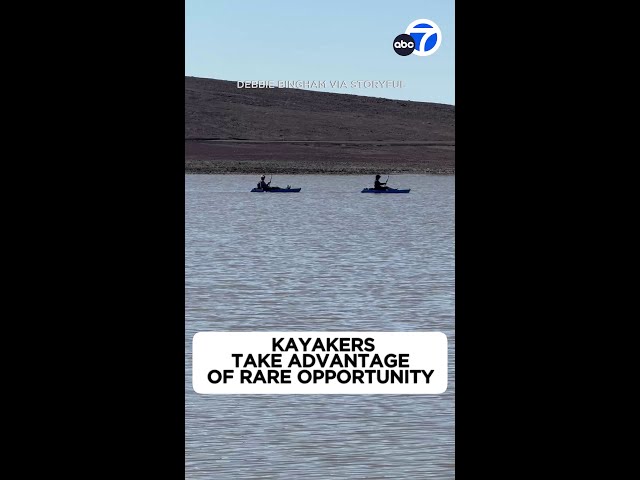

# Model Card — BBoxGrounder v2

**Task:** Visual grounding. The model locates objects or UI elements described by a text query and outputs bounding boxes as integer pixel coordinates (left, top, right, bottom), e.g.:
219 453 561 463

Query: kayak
251 187 301 193
361 188 411 193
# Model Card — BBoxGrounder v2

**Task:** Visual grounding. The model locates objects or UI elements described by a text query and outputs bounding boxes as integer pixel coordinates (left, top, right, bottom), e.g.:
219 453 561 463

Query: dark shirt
259 180 270 189
374 180 386 189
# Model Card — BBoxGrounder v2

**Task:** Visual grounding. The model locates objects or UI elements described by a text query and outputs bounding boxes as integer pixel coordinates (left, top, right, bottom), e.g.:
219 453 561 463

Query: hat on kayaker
261 175 265 179
376 174 381 178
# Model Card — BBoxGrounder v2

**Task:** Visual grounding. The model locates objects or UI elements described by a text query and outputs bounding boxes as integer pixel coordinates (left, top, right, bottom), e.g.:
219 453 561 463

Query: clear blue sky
186 0 455 105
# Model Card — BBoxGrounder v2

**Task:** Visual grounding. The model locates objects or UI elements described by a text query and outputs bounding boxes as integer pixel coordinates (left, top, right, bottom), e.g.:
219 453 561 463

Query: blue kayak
361 188 411 193
251 187 301 193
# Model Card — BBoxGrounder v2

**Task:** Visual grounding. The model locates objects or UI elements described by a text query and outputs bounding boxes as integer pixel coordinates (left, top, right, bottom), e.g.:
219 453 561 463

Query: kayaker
258 175 271 191
374 175 389 190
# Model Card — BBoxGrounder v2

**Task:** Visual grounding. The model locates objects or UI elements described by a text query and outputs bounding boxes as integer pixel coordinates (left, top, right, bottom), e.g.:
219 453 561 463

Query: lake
186 174 455 479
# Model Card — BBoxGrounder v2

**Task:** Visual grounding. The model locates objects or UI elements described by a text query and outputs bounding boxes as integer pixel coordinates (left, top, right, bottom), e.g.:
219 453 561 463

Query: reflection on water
186 175 455 479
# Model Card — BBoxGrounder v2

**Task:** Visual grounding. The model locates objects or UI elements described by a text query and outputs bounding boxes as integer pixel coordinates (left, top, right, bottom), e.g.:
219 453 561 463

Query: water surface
186 174 455 479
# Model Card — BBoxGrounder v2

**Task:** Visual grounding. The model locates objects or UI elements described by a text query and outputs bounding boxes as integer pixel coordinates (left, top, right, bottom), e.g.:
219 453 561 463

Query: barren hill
185 76 455 174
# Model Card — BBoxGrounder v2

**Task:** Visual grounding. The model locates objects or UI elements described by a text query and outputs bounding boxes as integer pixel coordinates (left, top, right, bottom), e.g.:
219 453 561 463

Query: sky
185 0 455 105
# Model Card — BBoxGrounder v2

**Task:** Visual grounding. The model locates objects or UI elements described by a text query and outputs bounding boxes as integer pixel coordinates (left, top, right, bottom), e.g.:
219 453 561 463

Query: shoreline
185 141 455 175
184 169 455 175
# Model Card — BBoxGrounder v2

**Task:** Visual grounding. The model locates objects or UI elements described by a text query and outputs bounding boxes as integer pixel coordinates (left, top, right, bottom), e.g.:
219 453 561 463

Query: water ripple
186 175 455 479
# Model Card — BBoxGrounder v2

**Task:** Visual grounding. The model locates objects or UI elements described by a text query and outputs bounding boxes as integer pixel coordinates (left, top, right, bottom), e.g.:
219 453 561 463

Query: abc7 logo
393 19 442 57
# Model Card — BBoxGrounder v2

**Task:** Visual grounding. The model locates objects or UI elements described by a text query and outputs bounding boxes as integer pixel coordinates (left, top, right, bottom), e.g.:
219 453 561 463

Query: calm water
186 174 455 479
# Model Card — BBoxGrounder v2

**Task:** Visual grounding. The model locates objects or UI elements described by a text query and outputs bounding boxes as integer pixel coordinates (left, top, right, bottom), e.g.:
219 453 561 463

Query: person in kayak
374 174 389 190
258 175 272 191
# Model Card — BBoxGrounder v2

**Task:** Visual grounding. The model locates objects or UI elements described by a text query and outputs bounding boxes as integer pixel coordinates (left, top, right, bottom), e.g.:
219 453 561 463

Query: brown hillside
185 76 455 174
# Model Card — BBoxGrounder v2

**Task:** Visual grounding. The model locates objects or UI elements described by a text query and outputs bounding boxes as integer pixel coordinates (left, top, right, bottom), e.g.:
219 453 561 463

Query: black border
455 4 567 475
36 5 187 476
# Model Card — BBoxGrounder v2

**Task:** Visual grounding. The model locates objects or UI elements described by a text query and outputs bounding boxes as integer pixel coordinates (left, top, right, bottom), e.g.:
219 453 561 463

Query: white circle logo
405 19 442 57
